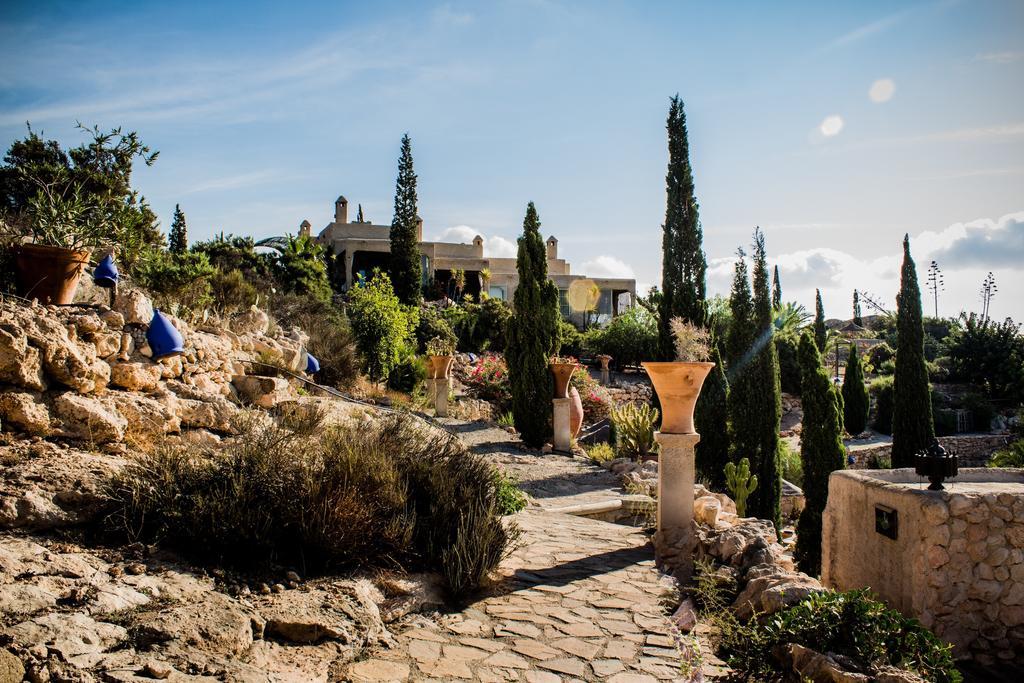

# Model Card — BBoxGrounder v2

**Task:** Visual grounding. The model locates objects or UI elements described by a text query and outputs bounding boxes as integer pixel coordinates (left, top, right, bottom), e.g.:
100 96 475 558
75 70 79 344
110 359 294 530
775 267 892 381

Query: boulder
1 613 127 669
232 375 295 409
231 306 270 336
774 643 870 683
132 592 261 656
258 590 357 644
53 393 127 443
734 563 823 620
0 392 50 435
114 289 154 326
109 362 162 392
0 324 47 391
0 648 24 683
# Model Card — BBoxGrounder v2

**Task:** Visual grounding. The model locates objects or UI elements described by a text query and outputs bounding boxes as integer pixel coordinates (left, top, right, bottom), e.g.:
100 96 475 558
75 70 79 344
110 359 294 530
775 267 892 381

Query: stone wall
848 434 1012 469
822 468 1024 666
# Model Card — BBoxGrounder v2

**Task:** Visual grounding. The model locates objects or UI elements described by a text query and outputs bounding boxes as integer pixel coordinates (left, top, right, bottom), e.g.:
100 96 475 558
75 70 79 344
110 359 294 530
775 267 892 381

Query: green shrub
962 393 995 432
271 293 360 389
870 376 894 435
496 411 515 429
778 440 803 487
610 402 658 459
415 306 458 353
209 268 259 314
867 342 895 370
440 298 512 353
585 442 616 465
558 320 584 358
387 347 428 393
493 471 528 515
105 412 517 598
348 271 416 383
720 589 961 682
134 248 215 316
989 440 1024 468
585 306 658 369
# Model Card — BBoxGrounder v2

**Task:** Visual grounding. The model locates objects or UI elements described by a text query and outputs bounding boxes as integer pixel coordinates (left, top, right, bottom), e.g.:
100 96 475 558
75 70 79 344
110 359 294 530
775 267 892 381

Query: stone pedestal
597 355 612 386
653 431 701 576
552 397 572 452
427 379 449 418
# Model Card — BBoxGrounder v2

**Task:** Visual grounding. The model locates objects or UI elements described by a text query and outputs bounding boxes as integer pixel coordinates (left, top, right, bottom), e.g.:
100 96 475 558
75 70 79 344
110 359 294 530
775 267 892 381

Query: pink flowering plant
463 353 511 407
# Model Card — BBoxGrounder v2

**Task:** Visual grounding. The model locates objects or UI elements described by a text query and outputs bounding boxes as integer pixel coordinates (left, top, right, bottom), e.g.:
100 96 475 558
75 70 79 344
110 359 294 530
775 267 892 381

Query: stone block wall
848 434 1012 469
822 468 1024 666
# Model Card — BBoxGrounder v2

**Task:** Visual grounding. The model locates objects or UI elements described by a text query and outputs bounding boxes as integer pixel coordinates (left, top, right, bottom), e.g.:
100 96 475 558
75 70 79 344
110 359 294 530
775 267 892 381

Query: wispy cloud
975 51 1024 64
803 121 1024 155
826 7 915 49
182 170 280 195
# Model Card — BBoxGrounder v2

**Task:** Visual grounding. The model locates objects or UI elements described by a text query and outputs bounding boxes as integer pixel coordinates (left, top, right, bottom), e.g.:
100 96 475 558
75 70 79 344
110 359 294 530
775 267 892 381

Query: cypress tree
891 235 934 467
725 249 754 371
356 204 365 223
794 331 846 576
506 202 560 448
772 265 782 310
168 204 187 254
746 228 782 530
852 290 862 326
842 343 869 435
695 343 730 489
658 95 707 360
813 289 826 353
389 134 422 306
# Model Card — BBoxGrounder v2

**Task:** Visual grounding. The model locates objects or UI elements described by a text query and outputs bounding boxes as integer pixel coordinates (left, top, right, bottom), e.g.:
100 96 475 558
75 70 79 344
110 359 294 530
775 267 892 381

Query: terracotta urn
428 355 455 380
550 361 576 399
14 244 91 305
568 386 584 437
642 361 715 434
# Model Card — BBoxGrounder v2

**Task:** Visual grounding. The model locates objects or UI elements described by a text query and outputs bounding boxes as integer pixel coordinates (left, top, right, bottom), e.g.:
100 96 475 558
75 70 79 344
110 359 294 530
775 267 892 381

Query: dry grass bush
104 409 517 598
271 293 359 389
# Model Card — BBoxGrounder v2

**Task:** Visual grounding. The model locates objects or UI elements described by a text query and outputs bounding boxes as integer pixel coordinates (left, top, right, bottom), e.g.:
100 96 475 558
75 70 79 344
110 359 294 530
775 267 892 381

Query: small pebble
271 583 285 593
143 660 173 680
126 562 147 575
108 565 125 578
258 583 272 595
285 570 301 582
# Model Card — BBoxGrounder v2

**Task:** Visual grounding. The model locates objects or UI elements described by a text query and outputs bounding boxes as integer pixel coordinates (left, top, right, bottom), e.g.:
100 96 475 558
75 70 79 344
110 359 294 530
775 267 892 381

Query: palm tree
773 301 811 340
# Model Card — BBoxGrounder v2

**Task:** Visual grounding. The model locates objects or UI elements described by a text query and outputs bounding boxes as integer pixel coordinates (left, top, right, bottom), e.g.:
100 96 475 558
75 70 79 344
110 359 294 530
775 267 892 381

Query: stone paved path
345 419 730 682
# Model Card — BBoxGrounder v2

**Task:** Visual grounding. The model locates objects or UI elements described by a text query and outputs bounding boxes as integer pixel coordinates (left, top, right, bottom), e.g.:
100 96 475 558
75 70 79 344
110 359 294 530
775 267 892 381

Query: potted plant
4 179 108 305
549 356 578 399
642 318 715 434
426 336 456 380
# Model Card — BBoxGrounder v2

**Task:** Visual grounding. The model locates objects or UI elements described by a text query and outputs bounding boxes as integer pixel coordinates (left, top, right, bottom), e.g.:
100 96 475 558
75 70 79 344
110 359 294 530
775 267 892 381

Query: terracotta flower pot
13 244 91 305
428 355 455 380
642 361 715 434
568 386 584 437
550 362 576 399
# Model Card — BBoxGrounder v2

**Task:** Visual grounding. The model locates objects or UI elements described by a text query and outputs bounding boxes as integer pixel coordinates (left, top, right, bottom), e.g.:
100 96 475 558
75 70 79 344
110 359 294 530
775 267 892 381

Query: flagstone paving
345 419 731 682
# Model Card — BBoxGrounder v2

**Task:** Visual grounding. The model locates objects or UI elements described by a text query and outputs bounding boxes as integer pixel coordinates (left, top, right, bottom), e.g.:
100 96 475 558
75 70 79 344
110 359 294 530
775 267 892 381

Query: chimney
473 235 484 257
299 220 311 238
416 216 424 242
546 235 558 260
334 196 348 224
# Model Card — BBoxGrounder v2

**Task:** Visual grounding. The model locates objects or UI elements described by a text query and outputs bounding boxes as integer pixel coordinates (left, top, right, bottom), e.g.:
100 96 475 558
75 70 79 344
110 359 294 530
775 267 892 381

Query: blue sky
2 0 1022 319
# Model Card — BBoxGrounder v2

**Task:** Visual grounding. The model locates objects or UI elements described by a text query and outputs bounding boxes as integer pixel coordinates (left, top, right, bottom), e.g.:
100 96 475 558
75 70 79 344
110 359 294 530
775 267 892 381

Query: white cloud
826 8 913 49
975 51 1024 64
431 225 517 258
819 115 844 137
432 3 474 26
182 170 279 195
869 78 895 103
707 211 1024 321
579 255 635 279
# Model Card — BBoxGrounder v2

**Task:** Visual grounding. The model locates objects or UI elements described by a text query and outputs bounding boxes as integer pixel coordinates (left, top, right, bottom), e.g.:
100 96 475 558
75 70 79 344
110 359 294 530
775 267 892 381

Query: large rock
0 391 51 435
53 393 127 443
132 592 262 656
109 361 162 392
232 375 295 409
0 323 46 391
0 648 24 683
774 643 870 683
108 392 182 442
734 563 824 620
258 589 357 644
2 613 128 668
18 310 110 393
231 306 270 336
114 288 154 325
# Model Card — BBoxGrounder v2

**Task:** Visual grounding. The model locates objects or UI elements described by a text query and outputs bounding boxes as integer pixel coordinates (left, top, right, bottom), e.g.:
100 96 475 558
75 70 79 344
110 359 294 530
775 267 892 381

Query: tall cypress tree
695 344 730 489
794 331 846 576
658 95 707 360
813 289 827 353
891 235 934 467
747 228 782 530
506 202 560 448
842 343 869 435
725 249 754 371
168 204 187 254
772 265 782 310
852 290 862 326
356 204 365 223
389 134 422 306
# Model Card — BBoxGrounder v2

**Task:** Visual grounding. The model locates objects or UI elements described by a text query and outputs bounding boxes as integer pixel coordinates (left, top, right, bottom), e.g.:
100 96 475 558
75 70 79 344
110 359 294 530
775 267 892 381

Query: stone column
653 431 701 577
428 379 449 418
344 252 355 290
598 355 612 386
552 398 572 452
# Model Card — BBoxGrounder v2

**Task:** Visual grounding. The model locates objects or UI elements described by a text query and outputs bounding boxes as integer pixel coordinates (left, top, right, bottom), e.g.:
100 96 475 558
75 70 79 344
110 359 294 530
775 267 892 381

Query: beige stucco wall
822 468 1024 666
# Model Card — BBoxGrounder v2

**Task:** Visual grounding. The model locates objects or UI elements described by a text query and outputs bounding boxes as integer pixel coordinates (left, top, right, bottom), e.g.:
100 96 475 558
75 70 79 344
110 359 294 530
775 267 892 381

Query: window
488 285 506 300
559 289 570 318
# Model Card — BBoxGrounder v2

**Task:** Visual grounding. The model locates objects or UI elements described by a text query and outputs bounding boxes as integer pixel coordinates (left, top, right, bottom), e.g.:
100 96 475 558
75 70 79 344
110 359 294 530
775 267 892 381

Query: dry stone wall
849 434 1012 468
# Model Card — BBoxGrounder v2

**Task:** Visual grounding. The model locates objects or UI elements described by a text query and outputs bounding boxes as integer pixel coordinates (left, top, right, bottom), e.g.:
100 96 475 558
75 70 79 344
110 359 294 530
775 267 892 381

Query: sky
1 0 1022 320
